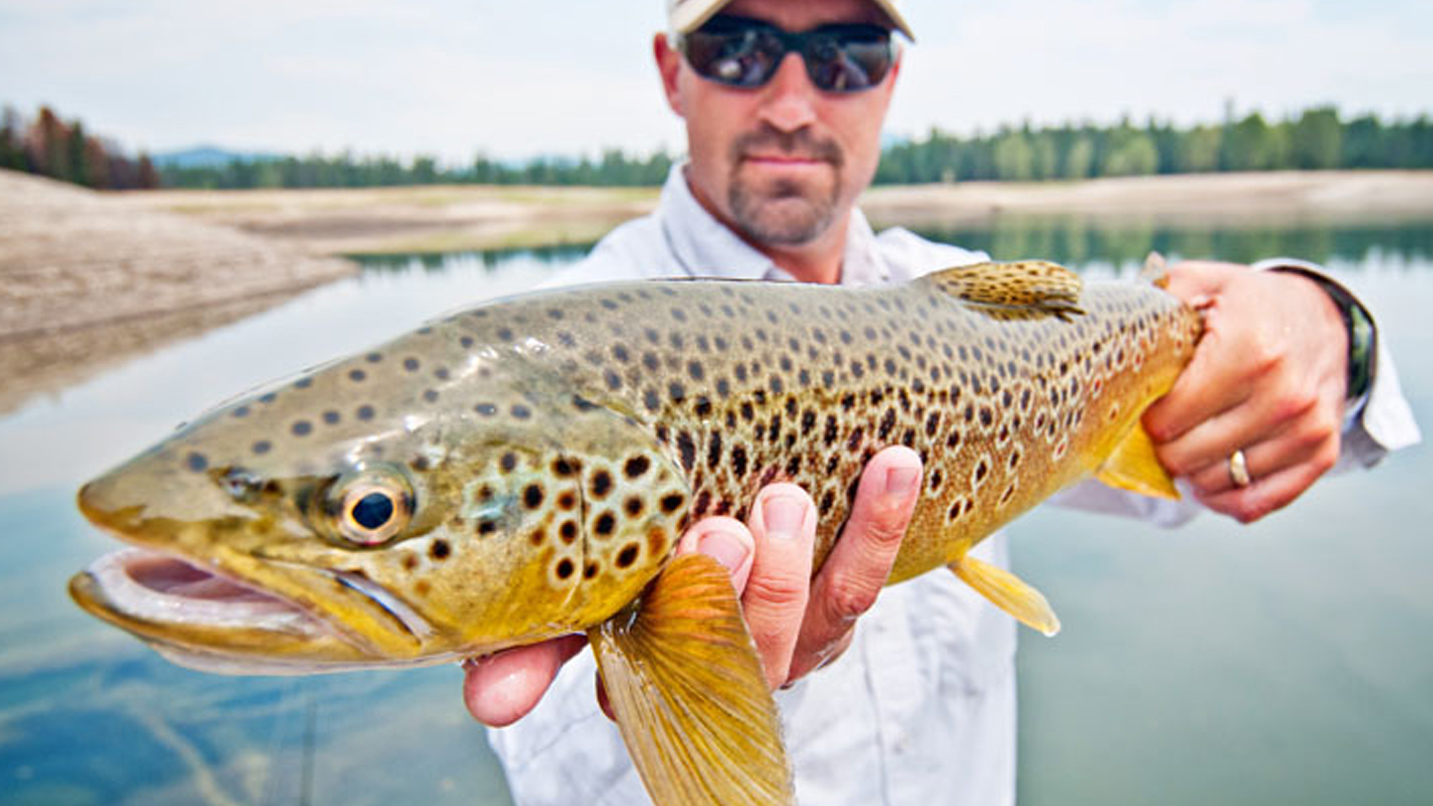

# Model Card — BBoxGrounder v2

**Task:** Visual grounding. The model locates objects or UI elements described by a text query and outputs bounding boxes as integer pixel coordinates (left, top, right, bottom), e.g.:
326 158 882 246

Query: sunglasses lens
804 30 892 92
683 18 892 93
683 28 782 88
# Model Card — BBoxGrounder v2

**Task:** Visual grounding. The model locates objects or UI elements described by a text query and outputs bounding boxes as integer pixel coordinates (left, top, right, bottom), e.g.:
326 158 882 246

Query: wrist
1267 265 1376 405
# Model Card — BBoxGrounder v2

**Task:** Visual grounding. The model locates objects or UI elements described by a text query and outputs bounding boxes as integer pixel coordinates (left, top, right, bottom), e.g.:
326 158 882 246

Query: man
461 1 1420 803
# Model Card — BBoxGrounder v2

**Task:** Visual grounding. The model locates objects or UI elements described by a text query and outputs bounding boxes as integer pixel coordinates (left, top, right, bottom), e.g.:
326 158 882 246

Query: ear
653 31 686 118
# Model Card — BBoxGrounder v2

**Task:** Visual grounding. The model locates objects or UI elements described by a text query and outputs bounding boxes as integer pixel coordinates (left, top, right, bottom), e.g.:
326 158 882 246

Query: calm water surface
1 219 1429 805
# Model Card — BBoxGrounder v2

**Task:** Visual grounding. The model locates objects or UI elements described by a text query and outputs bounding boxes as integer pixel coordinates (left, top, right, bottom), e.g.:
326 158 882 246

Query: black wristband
1269 266 1376 404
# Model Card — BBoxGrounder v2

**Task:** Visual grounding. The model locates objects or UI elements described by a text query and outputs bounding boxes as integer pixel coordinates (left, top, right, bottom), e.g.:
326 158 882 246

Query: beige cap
667 0 914 40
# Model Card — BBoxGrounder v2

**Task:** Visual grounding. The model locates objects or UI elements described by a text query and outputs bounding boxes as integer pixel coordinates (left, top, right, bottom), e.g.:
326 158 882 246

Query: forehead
720 0 892 30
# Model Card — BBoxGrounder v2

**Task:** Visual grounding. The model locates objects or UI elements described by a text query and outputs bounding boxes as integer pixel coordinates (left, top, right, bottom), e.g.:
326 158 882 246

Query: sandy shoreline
3 168 1430 413
119 170 1433 256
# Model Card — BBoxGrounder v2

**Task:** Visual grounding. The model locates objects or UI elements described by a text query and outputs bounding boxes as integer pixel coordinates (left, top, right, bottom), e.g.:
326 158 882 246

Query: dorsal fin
917 260 1085 316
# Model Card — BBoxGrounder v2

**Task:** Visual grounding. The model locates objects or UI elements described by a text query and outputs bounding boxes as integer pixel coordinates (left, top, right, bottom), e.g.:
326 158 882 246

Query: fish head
71 340 689 674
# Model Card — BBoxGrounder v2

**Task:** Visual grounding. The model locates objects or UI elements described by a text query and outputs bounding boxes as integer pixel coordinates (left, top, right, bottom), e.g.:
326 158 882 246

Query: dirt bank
0 169 356 413
115 171 1433 257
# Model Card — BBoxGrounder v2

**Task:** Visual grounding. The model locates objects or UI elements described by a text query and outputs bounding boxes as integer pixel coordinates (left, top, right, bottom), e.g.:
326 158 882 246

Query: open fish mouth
69 548 435 674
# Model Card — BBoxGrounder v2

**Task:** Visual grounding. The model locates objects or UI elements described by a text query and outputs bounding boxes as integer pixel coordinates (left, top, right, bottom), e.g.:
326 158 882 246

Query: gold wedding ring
1228 449 1252 488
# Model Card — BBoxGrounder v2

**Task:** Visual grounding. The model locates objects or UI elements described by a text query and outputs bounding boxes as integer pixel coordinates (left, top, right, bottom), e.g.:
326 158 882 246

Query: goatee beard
727 126 845 246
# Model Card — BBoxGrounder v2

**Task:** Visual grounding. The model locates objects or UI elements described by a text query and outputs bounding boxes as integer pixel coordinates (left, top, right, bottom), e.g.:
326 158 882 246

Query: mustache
731 126 844 168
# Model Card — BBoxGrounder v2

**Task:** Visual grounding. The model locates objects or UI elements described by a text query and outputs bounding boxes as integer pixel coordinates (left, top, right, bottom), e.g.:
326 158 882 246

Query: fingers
1146 262 1348 523
1184 413 1340 500
788 446 921 681
675 516 756 593
1143 304 1255 445
461 634 587 727
1194 447 1336 523
741 484 818 689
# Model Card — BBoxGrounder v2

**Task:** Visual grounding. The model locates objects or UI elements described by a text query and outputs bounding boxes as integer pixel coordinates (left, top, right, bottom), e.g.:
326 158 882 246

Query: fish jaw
72 470 442 673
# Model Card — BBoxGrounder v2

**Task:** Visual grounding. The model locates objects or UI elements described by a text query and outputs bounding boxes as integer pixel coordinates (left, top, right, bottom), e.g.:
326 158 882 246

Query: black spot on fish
500 453 518 473
367 352 383 363
591 471 613 499
323 410 341 425
349 369 366 383
594 512 616 537
616 544 639 569
430 540 451 560
624 455 650 479
660 493 685 514
556 559 575 580
252 440 272 455
878 408 897 440
424 390 439 403
231 406 250 419
730 445 748 477
475 403 497 417
186 452 208 472
511 405 531 420
403 358 420 372
292 421 313 437
707 433 723 470
411 456 431 472
644 389 660 412
676 431 697 473
357 405 376 421
625 496 644 517
560 521 578 543
524 484 544 509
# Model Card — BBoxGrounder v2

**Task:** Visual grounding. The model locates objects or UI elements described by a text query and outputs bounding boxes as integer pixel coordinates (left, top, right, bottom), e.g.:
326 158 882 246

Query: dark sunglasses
678 14 894 94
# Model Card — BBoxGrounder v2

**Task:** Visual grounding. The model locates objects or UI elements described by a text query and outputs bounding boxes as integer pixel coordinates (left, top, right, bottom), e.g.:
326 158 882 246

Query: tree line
874 107 1433 183
3 103 1430 191
1 105 161 189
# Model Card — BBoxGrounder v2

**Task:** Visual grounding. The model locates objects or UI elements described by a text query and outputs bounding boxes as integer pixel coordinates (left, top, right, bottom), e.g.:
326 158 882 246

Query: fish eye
324 466 415 547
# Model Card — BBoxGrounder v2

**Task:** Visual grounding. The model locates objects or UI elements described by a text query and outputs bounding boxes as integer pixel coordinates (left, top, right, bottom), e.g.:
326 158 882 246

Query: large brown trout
71 259 1201 806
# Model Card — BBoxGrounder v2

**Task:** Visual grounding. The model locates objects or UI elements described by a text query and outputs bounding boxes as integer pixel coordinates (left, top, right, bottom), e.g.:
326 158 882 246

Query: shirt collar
658 161 885 286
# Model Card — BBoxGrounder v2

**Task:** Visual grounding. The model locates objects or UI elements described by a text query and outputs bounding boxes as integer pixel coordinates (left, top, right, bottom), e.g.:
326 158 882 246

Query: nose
755 52 819 132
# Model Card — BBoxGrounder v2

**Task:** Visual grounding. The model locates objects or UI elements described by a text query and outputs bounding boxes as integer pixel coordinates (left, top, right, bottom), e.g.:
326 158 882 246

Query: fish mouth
69 547 437 675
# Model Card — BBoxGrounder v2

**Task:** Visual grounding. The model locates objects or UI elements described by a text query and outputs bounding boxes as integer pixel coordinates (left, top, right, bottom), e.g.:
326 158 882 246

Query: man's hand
1144 261 1349 523
462 445 923 726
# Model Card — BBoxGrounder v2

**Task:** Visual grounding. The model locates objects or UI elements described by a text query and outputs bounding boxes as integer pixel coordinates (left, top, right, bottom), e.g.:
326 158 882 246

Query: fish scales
70 260 1201 806
424 270 1197 583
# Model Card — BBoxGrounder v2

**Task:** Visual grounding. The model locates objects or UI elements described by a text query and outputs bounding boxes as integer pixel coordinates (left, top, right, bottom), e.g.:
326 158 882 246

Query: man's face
656 0 900 248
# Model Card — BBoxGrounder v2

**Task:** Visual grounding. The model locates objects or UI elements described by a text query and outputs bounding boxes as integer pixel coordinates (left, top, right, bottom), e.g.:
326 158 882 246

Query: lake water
1 216 1429 806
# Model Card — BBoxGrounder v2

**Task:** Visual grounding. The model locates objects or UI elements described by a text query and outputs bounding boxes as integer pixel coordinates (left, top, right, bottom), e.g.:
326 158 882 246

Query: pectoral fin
950 554 1061 637
1096 423 1180 500
589 554 791 806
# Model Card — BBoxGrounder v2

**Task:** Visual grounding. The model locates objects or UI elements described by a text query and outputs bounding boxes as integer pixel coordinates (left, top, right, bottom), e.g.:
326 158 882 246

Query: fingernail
762 494 807 540
884 466 920 497
697 525 750 575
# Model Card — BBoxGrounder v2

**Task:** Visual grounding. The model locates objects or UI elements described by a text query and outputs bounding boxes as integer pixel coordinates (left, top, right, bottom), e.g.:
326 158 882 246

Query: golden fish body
70 260 1201 806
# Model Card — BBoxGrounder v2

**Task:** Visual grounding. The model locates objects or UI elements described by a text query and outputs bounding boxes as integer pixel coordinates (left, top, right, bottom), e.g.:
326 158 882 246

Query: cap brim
670 0 915 40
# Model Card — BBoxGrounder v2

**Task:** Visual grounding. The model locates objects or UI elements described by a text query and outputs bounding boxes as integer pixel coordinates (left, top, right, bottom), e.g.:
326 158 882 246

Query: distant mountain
150 146 282 169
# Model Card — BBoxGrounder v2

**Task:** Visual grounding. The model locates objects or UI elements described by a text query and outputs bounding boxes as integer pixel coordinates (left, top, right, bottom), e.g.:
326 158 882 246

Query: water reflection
2 217 1430 806
909 217 1433 271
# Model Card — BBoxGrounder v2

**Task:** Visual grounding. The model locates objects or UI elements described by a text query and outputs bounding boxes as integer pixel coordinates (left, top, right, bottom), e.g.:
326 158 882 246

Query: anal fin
589 554 791 806
1096 423 1180 500
950 554 1061 636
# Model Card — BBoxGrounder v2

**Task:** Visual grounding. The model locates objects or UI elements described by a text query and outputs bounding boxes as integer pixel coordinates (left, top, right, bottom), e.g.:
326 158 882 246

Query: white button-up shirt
488 165 1420 806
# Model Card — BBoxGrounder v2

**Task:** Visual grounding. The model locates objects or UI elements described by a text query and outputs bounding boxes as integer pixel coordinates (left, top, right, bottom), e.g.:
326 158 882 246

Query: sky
2 0 1430 163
